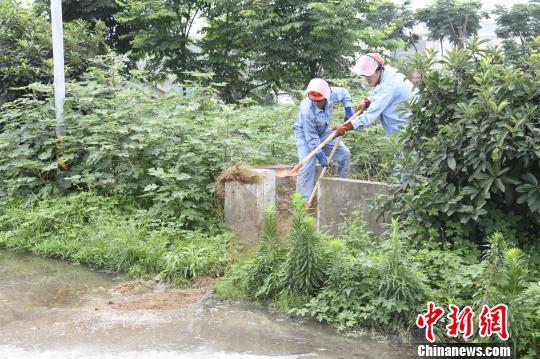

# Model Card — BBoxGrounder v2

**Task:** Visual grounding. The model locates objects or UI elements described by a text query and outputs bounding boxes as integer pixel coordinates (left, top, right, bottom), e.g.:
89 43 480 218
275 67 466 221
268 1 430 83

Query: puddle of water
0 250 415 358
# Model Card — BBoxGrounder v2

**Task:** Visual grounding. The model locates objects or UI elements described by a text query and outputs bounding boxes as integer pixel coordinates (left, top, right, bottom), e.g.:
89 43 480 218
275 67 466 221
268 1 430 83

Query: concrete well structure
224 169 276 244
317 177 389 238
224 166 390 243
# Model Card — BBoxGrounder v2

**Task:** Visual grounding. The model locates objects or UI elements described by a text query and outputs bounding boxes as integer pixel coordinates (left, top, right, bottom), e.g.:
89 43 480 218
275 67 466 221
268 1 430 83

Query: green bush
391 38 540 244
476 233 539 358
298 219 428 332
347 125 397 182
280 194 326 295
0 57 304 227
216 196 328 307
214 205 285 301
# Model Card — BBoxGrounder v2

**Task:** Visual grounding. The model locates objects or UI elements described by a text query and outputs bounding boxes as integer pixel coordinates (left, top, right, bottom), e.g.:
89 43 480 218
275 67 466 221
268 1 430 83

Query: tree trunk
308 61 318 80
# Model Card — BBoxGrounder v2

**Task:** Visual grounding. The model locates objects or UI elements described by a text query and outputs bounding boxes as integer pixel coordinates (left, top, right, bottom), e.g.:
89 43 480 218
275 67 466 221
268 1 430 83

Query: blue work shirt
293 87 352 151
352 65 416 136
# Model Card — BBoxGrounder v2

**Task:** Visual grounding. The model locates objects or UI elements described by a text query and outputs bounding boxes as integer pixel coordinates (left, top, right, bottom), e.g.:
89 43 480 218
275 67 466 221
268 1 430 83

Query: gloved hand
315 151 329 168
333 121 353 137
355 97 371 114
344 106 353 122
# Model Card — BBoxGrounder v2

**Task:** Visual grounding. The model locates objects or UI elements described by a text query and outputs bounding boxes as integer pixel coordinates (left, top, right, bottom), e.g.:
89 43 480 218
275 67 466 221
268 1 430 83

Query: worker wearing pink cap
333 53 415 138
293 78 353 199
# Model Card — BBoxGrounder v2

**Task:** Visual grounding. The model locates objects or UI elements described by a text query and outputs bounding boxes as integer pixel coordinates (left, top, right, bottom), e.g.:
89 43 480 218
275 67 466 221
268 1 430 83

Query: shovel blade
275 168 300 177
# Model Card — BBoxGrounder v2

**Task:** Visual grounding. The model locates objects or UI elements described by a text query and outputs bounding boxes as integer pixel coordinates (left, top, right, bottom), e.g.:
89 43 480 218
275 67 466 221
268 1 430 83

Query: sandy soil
109 278 215 311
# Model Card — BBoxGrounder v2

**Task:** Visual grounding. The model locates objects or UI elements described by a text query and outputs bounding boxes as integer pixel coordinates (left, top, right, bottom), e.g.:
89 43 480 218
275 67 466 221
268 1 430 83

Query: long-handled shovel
276 110 361 178
305 137 340 208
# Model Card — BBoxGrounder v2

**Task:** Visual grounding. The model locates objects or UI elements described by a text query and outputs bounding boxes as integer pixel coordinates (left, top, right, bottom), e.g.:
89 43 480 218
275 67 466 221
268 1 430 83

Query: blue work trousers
295 129 351 199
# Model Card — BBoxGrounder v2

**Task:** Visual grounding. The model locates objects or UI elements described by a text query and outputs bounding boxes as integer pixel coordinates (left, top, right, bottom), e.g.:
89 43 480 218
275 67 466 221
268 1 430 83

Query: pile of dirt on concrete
216 164 262 198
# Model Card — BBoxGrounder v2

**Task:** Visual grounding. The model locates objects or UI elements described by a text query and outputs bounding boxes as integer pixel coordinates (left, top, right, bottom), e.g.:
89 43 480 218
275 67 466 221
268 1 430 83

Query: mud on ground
276 182 295 239
109 278 215 311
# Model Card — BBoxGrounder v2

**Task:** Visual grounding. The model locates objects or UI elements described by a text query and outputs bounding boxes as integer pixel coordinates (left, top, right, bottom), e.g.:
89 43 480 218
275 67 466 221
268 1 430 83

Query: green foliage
494 1 540 56
200 0 255 102
390 39 540 244
199 0 410 98
280 194 326 295
248 206 285 299
412 243 483 307
363 0 418 52
347 125 397 182
416 0 487 49
116 0 208 83
476 233 539 358
216 196 328 307
0 192 231 280
296 219 428 332
0 0 108 104
370 220 429 328
0 57 298 227
214 205 285 300
34 0 131 53
157 232 230 283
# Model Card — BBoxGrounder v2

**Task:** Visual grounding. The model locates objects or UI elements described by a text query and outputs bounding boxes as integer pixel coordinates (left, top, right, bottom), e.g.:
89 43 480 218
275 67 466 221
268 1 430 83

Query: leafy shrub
216 196 328 306
412 245 483 307
372 220 429 328
157 233 230 282
250 206 286 298
297 219 428 333
0 57 304 227
473 233 540 358
214 205 286 300
347 125 397 182
280 194 326 295
391 38 540 244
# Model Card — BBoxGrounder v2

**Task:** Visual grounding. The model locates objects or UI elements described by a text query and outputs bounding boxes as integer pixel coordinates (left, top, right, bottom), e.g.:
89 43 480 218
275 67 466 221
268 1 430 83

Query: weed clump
215 165 262 198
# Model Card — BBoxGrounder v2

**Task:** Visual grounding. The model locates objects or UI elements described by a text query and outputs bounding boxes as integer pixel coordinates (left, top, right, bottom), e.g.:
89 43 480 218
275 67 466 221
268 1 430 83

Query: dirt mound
110 279 214 311
111 288 207 310
216 164 262 198
193 276 216 288
112 280 153 295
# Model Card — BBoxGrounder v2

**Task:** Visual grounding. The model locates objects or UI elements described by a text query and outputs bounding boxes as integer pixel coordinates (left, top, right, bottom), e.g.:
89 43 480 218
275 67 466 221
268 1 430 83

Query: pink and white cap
353 53 384 76
306 78 330 101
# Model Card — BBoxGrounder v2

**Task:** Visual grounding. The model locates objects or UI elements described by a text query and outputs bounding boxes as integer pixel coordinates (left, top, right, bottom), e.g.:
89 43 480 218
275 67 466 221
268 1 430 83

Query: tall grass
0 192 231 281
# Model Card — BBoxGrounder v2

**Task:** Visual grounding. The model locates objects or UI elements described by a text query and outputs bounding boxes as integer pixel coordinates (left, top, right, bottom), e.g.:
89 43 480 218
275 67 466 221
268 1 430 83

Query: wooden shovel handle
297 110 360 170
306 137 341 208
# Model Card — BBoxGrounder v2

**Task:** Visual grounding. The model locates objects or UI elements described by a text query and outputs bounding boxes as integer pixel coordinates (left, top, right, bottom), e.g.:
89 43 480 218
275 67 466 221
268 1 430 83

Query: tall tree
494 1 540 51
116 0 209 83
364 0 418 51
202 0 411 101
200 0 255 102
244 0 369 89
416 0 487 49
34 0 131 53
0 0 107 104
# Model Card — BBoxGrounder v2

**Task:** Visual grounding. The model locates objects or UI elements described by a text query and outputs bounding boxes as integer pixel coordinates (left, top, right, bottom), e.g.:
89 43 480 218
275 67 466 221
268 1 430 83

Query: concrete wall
317 177 389 238
224 169 276 244
224 166 389 243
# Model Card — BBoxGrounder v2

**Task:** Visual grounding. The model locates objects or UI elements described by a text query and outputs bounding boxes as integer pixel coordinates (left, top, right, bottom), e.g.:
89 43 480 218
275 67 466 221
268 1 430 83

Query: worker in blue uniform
293 78 353 199
334 53 416 138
